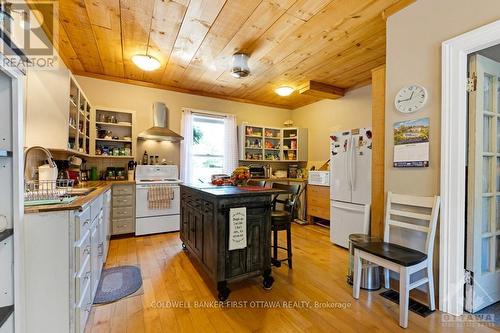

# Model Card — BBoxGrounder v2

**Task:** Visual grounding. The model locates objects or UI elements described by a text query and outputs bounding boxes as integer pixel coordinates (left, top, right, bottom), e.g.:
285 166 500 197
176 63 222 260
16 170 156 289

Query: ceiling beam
381 0 416 20
73 71 294 110
298 81 345 100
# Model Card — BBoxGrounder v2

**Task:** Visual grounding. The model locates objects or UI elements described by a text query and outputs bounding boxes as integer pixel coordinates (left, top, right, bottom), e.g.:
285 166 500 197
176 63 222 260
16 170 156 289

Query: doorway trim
441 19 500 316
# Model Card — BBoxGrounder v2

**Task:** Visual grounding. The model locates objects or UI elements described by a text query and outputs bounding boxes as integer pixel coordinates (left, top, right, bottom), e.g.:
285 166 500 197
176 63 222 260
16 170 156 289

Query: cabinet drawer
307 206 330 220
75 280 92 333
307 196 330 209
112 206 134 219
76 255 91 305
307 184 329 197
75 206 91 241
75 230 91 271
91 194 104 222
113 185 133 196
112 195 133 208
112 218 135 235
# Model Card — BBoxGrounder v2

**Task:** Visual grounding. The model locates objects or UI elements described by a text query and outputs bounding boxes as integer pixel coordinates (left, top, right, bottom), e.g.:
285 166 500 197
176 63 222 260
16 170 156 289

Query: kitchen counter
182 183 284 198
254 177 307 182
24 180 135 214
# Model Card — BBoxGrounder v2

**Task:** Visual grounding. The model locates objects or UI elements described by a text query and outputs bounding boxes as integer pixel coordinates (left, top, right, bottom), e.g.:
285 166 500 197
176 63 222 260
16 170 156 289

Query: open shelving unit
68 76 91 155
239 123 308 162
91 107 136 158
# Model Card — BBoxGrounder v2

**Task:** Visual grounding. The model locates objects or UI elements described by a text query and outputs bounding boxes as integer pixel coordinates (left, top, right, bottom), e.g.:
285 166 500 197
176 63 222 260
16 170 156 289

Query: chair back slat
390 193 435 208
389 220 430 233
389 209 432 221
384 192 440 256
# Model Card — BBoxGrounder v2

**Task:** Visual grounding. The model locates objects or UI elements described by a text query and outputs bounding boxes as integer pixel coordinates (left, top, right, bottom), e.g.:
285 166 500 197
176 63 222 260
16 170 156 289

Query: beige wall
385 0 500 298
291 85 372 169
75 76 292 165
385 0 500 197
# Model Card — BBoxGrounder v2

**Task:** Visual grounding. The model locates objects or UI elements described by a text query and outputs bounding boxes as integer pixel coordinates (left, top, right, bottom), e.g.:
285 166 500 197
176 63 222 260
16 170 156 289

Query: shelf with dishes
93 107 136 158
239 123 308 162
68 76 91 155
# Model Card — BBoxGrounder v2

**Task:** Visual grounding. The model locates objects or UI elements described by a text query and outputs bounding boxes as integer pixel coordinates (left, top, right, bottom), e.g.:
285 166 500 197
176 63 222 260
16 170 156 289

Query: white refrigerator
330 128 372 248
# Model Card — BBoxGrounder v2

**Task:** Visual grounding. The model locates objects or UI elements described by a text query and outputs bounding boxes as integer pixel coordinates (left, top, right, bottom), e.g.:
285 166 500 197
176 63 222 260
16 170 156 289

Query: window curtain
224 114 238 175
180 109 194 183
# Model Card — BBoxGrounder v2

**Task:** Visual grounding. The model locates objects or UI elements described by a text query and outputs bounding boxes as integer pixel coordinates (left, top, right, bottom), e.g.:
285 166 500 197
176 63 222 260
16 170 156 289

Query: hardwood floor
86 224 499 333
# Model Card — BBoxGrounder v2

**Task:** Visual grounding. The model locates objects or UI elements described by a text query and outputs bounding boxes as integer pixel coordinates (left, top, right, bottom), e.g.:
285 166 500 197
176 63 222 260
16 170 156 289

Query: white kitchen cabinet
25 67 71 150
24 190 109 333
102 190 111 263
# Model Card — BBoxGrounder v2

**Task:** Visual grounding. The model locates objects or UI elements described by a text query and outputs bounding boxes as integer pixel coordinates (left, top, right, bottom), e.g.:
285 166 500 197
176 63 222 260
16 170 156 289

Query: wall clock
394 84 428 113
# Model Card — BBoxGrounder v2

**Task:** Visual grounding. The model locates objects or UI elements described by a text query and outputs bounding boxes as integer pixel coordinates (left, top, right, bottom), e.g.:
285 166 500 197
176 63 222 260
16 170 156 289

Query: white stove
135 165 181 236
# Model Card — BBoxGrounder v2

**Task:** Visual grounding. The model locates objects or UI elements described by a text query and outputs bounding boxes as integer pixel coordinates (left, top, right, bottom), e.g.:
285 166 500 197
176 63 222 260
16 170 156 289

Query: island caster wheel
218 287 230 301
181 243 187 250
271 258 281 267
263 276 274 290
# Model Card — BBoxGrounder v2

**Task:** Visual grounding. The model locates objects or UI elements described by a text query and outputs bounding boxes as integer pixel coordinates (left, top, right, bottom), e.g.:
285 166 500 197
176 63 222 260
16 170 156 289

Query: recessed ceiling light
132 54 161 71
275 86 294 96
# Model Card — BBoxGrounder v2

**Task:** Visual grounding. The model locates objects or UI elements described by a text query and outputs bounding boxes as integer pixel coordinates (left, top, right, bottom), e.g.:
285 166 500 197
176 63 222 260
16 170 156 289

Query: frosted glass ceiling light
132 54 161 71
275 86 294 96
231 53 250 78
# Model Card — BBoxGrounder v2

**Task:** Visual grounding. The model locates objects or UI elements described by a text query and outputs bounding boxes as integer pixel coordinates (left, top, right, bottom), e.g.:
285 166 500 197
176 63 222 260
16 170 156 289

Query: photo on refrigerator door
393 117 430 168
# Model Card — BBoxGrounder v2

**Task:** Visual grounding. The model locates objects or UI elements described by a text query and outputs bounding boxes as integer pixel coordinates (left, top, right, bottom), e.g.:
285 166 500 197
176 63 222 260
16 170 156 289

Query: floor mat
93 265 143 305
380 289 435 317
474 302 500 325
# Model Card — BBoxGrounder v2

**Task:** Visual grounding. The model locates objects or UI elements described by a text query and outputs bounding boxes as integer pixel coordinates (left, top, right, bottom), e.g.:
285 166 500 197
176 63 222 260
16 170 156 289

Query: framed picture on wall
393 117 430 167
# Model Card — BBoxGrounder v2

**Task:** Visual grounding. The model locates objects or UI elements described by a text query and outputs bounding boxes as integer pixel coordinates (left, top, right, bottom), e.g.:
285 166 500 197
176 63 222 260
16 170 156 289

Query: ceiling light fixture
231 53 250 78
275 86 294 97
132 54 161 71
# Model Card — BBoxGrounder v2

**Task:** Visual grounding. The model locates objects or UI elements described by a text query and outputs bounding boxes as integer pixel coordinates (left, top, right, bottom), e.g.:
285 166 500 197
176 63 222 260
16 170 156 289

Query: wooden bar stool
270 183 301 269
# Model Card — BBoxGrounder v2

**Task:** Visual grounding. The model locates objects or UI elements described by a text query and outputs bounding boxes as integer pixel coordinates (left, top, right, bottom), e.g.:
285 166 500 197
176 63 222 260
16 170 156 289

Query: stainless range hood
138 102 184 142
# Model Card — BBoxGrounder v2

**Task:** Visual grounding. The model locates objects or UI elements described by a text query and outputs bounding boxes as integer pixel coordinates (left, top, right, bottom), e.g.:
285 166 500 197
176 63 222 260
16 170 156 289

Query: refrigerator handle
350 136 356 191
345 138 352 190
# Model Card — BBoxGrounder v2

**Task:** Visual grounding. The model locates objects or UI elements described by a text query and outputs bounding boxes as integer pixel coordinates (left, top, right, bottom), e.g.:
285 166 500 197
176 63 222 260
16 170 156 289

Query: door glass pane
497 158 500 192
496 236 500 270
484 73 493 112
496 196 500 231
497 77 500 113
483 115 492 152
482 237 490 273
497 118 500 152
483 157 492 192
482 198 492 233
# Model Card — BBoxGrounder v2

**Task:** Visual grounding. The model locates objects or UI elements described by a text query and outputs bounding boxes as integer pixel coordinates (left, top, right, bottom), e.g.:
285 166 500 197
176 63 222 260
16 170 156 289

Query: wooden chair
270 183 301 269
247 179 266 187
352 192 440 328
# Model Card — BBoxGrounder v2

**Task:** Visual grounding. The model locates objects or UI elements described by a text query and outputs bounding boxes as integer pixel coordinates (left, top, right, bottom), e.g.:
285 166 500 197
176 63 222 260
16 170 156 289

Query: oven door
135 184 180 218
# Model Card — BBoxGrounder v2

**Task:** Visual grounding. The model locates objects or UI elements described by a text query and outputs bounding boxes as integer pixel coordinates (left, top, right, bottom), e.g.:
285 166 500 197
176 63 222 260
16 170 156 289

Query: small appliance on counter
308 171 330 186
248 164 266 178
128 160 136 181
287 164 298 178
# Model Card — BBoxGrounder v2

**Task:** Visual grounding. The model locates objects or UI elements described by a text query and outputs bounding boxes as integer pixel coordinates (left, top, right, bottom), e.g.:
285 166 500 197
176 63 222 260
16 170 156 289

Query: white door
330 132 352 202
330 200 370 248
465 54 500 313
351 128 372 205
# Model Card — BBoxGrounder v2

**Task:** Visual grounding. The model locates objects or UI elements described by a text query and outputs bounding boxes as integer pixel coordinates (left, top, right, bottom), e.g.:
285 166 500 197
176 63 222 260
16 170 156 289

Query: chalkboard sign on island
180 184 284 301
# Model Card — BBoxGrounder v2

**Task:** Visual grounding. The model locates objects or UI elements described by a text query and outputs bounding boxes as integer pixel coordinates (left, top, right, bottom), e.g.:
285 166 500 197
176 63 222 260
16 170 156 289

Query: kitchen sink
66 187 96 196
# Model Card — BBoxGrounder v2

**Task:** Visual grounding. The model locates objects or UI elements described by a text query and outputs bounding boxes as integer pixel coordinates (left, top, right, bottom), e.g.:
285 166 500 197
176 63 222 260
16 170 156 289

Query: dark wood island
180 184 282 301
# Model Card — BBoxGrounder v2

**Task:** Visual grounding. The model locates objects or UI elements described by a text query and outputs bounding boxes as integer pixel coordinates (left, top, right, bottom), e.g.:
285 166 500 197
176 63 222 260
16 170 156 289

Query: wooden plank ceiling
34 0 413 109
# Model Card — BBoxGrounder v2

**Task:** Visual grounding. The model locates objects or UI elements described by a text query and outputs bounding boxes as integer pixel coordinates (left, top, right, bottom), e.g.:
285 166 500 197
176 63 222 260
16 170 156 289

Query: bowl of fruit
231 167 250 186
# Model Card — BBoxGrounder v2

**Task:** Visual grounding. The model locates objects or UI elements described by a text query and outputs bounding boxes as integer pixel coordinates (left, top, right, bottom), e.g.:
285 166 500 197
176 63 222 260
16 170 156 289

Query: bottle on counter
155 156 159 165
149 155 154 165
142 151 148 165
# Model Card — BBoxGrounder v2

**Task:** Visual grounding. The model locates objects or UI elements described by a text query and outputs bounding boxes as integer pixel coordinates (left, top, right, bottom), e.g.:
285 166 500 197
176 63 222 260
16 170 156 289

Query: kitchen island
180 184 283 301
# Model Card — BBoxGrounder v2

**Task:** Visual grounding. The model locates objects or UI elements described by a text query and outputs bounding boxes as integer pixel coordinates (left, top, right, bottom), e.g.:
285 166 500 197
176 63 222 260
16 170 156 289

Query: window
190 114 225 184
